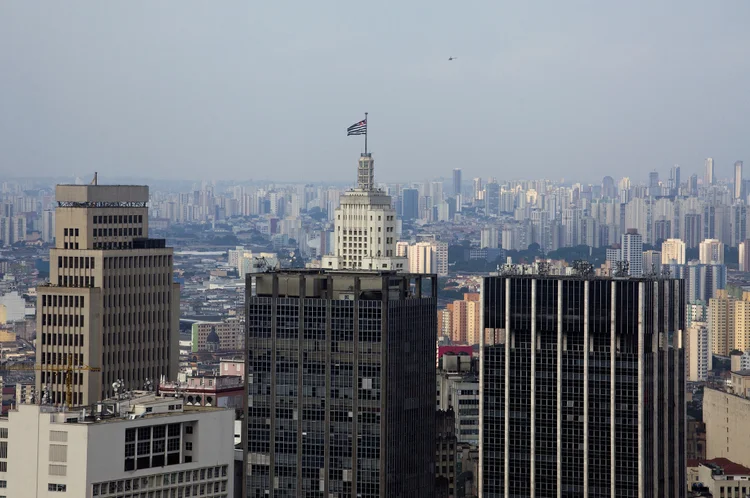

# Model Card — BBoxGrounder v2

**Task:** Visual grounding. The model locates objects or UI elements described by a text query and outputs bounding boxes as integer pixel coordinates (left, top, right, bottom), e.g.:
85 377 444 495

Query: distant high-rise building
670 165 681 196
709 290 734 356
451 293 480 345
740 239 750 272
405 240 449 277
485 182 500 217
36 183 179 406
661 238 686 265
41 209 55 244
705 157 715 186
601 176 616 199
322 153 407 271
686 261 727 303
643 250 661 275
648 171 660 197
686 322 711 382
245 271 437 498
622 229 643 276
401 188 419 220
700 238 725 264
735 160 744 199
689 174 699 195
653 219 672 242
480 227 499 249
453 168 462 197
473 177 484 203
480 274 686 497
684 213 703 248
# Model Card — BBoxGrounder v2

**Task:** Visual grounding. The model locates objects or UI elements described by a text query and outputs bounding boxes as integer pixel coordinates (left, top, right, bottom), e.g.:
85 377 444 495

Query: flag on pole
347 118 367 136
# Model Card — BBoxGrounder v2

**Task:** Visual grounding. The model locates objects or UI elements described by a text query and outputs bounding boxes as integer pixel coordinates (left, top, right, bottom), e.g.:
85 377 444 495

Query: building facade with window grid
480 274 686 498
0 393 234 498
36 184 180 406
245 270 437 498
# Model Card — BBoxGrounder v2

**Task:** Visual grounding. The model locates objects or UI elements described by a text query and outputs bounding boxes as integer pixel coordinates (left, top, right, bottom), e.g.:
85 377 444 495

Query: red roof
701 457 750 476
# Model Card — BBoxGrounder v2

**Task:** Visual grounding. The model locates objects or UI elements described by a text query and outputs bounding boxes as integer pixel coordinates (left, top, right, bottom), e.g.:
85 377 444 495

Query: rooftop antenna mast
91 172 98 186
364 112 368 155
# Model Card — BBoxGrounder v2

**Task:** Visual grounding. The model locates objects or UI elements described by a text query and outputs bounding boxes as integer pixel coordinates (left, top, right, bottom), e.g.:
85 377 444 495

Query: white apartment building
0 391 235 498
401 241 449 277
661 238 686 265
621 229 643 276
686 322 712 382
700 238 725 264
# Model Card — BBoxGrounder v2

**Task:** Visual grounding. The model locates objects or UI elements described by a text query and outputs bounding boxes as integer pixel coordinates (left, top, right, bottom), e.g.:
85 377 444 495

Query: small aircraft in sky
448 56 457 61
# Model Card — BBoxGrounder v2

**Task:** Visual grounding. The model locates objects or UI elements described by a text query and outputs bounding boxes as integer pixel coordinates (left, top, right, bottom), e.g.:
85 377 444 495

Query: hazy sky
2 1 750 184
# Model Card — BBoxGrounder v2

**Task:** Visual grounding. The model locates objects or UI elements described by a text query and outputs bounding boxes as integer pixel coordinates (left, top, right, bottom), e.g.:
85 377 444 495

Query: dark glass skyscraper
402 188 419 220
480 274 686 498
245 270 437 498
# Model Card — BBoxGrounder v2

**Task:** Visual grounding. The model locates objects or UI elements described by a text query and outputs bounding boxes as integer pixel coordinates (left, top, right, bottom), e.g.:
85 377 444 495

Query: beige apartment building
451 293 480 345
709 290 735 356
36 183 179 407
704 384 750 468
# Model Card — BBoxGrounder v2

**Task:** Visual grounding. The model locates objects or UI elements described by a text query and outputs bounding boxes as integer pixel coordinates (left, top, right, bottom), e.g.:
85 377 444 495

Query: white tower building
322 153 407 271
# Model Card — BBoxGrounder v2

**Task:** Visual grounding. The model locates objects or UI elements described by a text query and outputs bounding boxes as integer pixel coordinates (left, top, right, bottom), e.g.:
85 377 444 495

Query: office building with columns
480 274 686 498
36 182 179 406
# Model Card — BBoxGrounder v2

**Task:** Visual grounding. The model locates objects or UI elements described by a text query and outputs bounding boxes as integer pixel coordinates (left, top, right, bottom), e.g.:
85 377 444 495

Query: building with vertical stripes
244 270 437 498
479 274 685 497
36 183 179 407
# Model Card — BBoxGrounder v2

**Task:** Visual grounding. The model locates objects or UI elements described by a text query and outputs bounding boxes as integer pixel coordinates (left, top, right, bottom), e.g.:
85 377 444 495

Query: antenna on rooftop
90 172 98 186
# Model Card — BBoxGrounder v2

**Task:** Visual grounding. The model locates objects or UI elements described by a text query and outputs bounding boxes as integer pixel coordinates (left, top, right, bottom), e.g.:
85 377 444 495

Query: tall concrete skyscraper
36 183 179 406
621 228 644 276
735 160 744 200
452 168 462 197
244 270 437 498
322 153 407 271
705 157 715 186
480 274 686 497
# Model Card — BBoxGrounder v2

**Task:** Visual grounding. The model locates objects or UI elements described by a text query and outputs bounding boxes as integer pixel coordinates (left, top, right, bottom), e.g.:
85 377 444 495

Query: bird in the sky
448 56 457 61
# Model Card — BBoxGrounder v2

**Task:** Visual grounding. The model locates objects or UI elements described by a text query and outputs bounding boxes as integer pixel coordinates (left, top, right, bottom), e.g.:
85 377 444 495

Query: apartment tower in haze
36 181 179 406
480 273 686 498
244 270 437 498
453 168 462 196
705 157 715 186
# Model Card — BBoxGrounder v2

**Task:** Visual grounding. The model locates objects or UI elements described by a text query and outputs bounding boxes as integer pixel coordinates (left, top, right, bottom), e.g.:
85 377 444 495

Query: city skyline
3 1 750 182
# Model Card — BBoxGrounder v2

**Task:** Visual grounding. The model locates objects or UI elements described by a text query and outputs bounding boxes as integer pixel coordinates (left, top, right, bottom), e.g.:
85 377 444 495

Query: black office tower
245 270 437 498
480 274 685 498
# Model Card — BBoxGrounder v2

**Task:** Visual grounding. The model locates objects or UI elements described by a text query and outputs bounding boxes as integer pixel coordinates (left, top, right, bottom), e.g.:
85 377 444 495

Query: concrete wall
704 387 750 468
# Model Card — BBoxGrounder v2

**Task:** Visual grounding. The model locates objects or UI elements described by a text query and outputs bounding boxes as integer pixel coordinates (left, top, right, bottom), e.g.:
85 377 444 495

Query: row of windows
57 275 95 288
93 466 228 495
41 314 85 328
93 214 143 225
62 242 79 249
94 227 143 238
42 295 85 308
63 228 79 237
41 333 85 347
41 353 84 366
105 255 171 270
58 256 95 270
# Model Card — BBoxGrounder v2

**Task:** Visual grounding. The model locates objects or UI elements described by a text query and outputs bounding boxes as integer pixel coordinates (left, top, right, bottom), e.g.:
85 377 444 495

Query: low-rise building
0 390 235 498
159 374 244 410
191 320 244 353
692 458 750 498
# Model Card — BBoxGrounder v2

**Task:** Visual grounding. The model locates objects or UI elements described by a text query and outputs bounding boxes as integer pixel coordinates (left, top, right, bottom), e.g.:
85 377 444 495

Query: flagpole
364 112 368 155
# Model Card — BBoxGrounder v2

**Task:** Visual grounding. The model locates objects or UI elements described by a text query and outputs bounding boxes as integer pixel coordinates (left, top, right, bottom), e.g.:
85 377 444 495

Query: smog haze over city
2 0 750 183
